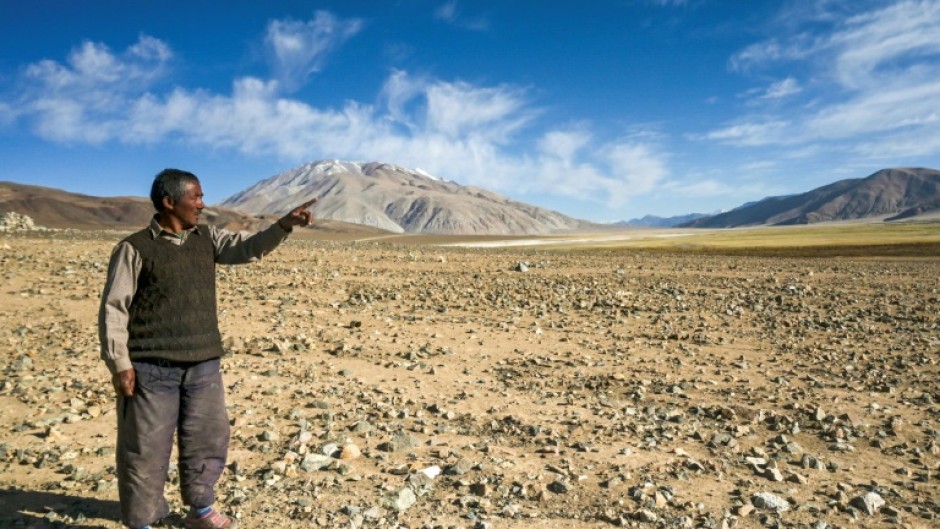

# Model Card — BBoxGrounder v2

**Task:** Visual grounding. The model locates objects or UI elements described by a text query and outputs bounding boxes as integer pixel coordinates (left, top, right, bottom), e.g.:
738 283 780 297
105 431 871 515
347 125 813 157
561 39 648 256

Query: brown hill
0 181 390 235
683 167 940 228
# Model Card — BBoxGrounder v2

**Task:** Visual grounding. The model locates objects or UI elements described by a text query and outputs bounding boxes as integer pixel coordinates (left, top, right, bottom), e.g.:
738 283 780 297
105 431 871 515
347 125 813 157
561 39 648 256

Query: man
99 169 316 529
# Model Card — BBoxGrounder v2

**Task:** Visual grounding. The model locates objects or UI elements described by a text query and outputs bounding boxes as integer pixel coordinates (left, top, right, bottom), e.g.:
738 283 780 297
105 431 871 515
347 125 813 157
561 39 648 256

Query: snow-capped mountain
217 160 592 235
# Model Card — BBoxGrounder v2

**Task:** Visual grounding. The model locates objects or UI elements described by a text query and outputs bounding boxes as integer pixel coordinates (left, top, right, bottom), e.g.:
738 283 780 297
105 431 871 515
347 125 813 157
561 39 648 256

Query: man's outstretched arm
213 198 318 264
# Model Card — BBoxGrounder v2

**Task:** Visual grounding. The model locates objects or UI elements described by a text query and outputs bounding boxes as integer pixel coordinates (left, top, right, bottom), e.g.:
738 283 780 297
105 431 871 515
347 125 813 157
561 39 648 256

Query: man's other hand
113 369 136 397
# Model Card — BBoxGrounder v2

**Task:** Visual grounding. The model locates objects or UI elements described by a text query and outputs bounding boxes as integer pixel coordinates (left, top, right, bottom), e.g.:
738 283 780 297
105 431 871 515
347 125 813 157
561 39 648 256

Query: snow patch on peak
292 160 440 181
413 167 440 181
308 159 364 175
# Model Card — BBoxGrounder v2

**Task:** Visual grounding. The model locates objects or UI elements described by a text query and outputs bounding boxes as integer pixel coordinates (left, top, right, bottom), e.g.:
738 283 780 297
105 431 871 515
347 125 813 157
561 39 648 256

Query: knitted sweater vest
124 226 224 362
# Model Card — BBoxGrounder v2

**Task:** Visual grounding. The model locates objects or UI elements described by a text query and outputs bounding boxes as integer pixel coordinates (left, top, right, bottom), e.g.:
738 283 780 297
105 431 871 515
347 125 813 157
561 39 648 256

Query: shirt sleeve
209 222 292 265
98 241 140 376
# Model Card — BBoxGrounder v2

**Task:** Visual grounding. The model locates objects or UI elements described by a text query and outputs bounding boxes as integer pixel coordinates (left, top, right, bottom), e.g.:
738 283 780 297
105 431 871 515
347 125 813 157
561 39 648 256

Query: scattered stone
418 466 441 479
633 509 659 523
339 442 362 460
445 458 473 476
407 472 435 496
383 487 417 512
299 454 333 473
547 480 572 494
259 430 279 442
377 433 418 453
752 492 790 512
850 492 886 515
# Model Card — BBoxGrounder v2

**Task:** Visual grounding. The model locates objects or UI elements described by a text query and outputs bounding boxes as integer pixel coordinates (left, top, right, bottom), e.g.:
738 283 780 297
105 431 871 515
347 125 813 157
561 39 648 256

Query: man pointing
99 168 316 529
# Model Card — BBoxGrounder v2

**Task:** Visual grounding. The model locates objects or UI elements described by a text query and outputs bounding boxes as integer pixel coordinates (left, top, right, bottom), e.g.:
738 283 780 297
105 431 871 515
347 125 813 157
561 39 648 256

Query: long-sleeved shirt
99 216 291 375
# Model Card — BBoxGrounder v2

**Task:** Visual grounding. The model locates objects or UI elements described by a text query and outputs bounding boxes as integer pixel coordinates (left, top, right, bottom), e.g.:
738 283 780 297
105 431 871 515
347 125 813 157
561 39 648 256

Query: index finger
295 197 318 210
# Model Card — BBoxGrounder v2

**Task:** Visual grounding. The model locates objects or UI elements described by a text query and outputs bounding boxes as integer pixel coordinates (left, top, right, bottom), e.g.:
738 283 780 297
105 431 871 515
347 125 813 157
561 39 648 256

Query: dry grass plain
1 222 939 529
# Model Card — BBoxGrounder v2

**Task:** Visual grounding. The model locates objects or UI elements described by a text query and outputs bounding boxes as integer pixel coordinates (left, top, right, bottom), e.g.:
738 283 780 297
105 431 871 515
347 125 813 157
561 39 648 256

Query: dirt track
1 230 938 529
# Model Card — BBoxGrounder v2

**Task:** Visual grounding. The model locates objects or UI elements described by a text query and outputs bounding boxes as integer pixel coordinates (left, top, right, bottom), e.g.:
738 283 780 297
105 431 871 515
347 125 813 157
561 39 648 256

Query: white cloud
20 35 171 144
8 31 671 211
265 11 363 92
25 36 169 93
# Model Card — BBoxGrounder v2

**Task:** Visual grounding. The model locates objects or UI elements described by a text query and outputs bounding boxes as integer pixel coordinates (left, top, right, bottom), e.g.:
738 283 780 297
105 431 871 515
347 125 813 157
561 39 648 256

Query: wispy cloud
265 11 363 92
709 0 940 160
433 1 490 31
828 0 940 89
729 35 817 73
648 0 690 6
806 80 940 138
738 160 777 172
537 129 592 165
602 142 669 197
434 1 459 22
424 80 534 139
696 120 792 147
0 102 15 126
761 77 802 99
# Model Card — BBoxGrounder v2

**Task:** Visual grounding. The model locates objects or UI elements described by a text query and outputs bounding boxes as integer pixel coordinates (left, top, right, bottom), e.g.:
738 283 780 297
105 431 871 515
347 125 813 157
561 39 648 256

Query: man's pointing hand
277 197 318 231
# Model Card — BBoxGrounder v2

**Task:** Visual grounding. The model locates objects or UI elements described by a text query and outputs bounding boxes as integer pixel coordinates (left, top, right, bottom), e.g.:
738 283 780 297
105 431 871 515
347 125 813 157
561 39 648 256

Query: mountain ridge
616 212 710 228
0 180 388 235
681 167 940 228
4 166 938 235
218 160 595 235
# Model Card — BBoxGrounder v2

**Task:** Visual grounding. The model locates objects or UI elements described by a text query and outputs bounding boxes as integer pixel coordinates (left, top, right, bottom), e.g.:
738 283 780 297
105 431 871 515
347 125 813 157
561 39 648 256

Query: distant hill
0 181 388 235
217 160 596 235
616 213 710 228
682 168 940 228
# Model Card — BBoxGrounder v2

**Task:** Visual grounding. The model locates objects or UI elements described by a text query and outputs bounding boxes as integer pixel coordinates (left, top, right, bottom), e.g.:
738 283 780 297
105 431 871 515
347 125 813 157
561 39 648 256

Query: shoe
182 509 238 529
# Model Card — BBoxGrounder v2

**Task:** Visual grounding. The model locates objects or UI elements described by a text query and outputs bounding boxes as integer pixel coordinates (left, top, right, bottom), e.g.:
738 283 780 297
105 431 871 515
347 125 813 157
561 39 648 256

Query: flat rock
850 492 886 515
752 492 790 512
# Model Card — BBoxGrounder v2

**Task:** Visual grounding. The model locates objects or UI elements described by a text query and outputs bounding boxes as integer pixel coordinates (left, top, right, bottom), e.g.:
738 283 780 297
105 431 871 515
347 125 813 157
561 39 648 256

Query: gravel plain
1 228 938 529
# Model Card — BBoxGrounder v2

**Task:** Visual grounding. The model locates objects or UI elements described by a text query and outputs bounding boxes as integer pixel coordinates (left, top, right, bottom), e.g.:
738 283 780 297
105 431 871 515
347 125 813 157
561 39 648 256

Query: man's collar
148 215 201 239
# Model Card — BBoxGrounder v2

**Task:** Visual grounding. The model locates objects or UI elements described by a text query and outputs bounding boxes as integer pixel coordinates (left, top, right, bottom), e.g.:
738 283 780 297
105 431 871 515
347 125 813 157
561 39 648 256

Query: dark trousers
116 358 230 529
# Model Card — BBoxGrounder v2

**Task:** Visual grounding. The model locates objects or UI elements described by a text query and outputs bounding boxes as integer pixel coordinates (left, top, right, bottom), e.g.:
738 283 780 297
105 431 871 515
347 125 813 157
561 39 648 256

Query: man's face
167 180 205 229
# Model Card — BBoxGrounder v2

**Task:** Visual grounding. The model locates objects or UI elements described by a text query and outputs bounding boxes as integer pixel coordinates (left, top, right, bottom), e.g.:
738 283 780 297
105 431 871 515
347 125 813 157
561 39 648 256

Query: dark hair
150 169 199 212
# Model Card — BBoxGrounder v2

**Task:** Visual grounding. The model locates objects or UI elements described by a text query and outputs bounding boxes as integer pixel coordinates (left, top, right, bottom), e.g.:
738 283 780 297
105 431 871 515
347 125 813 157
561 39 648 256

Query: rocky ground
0 228 938 529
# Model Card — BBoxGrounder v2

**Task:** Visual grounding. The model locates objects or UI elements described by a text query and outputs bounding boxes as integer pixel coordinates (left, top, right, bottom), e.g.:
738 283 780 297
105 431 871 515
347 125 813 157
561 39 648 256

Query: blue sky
2 0 939 221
